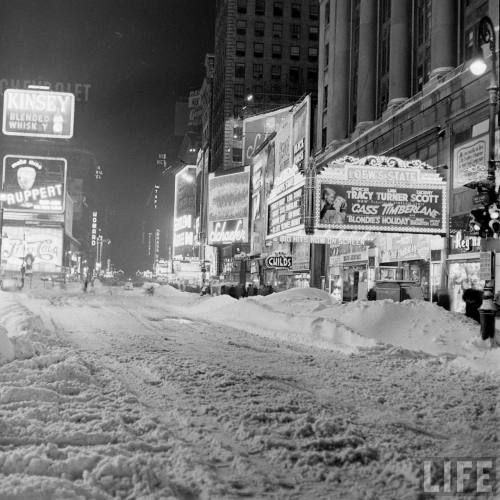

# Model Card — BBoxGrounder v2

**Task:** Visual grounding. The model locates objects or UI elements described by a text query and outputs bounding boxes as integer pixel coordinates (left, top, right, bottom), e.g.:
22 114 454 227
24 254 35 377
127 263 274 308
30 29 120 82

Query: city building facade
212 0 320 173
314 0 499 311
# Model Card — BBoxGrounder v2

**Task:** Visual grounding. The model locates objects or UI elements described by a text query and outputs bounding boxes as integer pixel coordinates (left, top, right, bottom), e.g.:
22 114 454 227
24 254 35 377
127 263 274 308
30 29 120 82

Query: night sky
0 0 215 271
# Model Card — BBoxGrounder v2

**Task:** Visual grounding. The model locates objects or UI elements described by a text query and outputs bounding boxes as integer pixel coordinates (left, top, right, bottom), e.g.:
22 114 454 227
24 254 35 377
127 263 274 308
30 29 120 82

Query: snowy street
0 283 499 499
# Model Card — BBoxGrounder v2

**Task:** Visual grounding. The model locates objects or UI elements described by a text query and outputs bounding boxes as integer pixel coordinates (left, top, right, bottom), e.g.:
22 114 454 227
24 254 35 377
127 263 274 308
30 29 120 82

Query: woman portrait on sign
320 186 347 224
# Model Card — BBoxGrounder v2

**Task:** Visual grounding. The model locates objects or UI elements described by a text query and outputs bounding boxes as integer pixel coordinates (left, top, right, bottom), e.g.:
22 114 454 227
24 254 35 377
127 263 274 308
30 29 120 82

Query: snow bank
190 290 500 372
191 292 376 354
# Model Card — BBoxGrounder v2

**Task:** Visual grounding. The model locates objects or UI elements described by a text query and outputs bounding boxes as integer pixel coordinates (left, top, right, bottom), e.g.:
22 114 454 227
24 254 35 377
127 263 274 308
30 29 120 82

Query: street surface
0 284 498 499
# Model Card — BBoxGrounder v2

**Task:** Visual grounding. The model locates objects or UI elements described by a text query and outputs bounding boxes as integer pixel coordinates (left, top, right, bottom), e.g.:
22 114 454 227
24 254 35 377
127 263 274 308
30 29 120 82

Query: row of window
237 0 319 20
235 44 318 62
234 65 318 94
236 19 319 41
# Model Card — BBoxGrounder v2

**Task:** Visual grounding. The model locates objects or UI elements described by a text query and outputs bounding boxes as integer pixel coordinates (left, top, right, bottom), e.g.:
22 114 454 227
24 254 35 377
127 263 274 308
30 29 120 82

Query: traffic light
488 203 500 234
469 204 500 237
469 207 492 237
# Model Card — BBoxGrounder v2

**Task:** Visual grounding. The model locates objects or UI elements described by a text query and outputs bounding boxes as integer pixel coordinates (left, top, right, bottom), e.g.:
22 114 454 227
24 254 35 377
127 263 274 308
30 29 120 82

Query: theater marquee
315 156 447 235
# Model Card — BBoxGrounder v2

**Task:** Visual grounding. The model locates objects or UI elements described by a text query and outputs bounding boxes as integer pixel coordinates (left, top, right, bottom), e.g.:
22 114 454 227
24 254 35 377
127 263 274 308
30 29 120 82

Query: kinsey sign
1 155 67 213
2 88 75 138
265 254 292 269
209 219 247 244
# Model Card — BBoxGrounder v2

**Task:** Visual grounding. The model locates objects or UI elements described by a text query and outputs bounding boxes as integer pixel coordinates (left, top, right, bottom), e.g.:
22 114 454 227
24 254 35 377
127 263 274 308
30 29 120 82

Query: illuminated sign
265 255 292 269
315 157 447 235
267 187 303 236
207 170 250 245
173 165 196 256
209 219 247 244
91 211 98 246
1 155 66 213
1 225 63 273
2 88 75 138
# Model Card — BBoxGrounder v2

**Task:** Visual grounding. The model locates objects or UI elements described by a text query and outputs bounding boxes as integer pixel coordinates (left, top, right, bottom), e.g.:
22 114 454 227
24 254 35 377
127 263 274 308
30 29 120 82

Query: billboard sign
207 169 250 244
315 156 447 234
243 106 291 165
173 165 197 258
292 95 311 172
2 88 75 138
1 155 67 213
1 225 63 273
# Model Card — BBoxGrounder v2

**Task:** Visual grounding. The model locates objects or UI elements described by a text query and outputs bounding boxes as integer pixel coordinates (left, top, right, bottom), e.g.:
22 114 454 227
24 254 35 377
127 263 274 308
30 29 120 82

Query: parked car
124 279 134 290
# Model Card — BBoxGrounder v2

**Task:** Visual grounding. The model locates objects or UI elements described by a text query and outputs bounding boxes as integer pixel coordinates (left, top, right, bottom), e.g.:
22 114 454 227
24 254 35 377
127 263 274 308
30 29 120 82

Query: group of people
201 282 275 299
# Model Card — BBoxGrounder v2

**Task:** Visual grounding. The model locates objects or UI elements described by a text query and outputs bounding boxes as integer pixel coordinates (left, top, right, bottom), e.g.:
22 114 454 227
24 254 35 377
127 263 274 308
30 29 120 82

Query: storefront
446 230 484 313
340 250 369 301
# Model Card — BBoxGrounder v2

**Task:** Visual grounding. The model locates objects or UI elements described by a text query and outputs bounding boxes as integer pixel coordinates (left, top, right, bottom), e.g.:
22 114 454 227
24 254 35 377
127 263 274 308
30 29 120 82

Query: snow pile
191 289 377 354
190 290 500 372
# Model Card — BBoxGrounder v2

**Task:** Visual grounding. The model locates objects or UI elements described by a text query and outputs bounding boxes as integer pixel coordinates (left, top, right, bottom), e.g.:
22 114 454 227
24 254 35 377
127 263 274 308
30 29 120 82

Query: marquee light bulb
469 58 487 76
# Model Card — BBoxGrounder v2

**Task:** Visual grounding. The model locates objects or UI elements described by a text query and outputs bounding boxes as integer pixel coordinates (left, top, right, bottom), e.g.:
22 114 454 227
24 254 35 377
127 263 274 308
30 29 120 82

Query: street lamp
469 16 499 347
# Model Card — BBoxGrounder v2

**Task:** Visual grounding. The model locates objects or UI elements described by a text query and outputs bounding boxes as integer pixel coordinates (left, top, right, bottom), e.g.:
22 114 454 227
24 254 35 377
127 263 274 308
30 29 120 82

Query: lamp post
469 16 499 347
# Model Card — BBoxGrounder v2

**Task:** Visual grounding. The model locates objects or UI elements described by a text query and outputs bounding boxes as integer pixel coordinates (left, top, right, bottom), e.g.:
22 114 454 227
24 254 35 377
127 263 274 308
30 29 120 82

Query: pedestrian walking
20 264 26 289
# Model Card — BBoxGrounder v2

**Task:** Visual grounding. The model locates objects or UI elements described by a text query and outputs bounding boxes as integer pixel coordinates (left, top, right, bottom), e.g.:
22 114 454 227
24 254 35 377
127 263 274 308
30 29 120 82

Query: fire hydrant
478 288 497 347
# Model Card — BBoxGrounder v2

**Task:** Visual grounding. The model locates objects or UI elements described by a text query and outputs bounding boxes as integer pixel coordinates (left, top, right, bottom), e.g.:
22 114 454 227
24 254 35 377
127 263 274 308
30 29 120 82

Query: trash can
479 308 496 340
478 291 497 340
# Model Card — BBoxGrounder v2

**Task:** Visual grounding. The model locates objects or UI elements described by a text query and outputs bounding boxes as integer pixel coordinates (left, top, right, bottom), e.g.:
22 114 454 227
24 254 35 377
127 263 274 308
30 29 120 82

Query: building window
322 127 327 148
324 0 330 25
255 0 265 15
290 45 300 61
236 41 246 57
307 67 317 84
255 20 265 37
272 44 282 59
253 84 263 96
234 83 244 98
291 24 301 40
237 0 247 14
308 47 318 62
324 43 329 67
291 3 301 18
289 66 301 85
272 22 283 38
232 147 242 163
308 25 319 41
236 19 247 35
377 0 391 116
253 63 263 79
271 65 281 80
254 42 264 57
324 84 328 109
411 0 431 93
235 63 245 78
309 2 319 20
273 1 283 16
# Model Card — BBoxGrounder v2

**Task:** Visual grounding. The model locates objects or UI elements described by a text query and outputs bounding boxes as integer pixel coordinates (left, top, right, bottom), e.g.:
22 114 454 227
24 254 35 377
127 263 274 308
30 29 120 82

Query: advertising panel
174 165 197 258
267 187 303 236
315 157 447 234
207 169 250 245
2 155 67 213
2 88 75 138
1 225 63 273
243 106 291 166
452 131 500 189
291 95 311 171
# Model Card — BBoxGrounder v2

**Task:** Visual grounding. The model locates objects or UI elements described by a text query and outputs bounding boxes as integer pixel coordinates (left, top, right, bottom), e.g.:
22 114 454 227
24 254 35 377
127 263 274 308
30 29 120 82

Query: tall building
212 0 320 173
314 0 499 311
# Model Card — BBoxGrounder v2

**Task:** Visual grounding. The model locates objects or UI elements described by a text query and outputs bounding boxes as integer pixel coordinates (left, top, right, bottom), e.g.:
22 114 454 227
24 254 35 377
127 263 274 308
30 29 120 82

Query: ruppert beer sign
315 156 447 234
2 88 75 138
1 155 67 213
